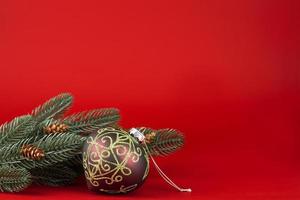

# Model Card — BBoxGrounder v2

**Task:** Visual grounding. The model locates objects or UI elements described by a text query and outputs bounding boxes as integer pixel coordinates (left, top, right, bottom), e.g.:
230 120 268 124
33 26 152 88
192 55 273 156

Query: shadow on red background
0 0 299 199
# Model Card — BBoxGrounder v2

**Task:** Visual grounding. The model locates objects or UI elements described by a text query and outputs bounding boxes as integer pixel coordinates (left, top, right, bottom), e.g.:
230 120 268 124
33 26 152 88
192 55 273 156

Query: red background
0 0 299 199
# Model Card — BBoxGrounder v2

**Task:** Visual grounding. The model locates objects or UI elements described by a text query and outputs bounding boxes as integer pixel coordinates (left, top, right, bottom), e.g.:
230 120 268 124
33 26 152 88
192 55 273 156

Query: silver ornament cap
129 128 145 142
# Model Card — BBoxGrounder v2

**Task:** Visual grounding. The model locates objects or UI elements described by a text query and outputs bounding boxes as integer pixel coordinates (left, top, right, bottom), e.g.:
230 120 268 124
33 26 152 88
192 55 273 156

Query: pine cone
43 123 68 134
21 144 45 160
145 131 156 143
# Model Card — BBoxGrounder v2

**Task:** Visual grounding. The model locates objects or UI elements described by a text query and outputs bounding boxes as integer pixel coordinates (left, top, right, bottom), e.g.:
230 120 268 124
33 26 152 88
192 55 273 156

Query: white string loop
129 128 192 193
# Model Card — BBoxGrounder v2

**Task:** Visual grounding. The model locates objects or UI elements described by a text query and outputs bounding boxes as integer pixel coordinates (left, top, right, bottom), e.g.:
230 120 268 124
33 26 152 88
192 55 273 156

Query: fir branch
63 108 120 135
31 93 73 123
0 137 35 166
145 128 184 156
0 166 31 193
136 127 155 136
59 154 85 177
30 165 78 187
0 115 34 145
63 154 83 171
0 134 85 169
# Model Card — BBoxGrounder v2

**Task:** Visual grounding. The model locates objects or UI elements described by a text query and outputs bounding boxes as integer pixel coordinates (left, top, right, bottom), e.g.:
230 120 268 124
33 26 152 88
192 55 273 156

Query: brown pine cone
21 144 45 160
43 123 68 134
145 132 156 143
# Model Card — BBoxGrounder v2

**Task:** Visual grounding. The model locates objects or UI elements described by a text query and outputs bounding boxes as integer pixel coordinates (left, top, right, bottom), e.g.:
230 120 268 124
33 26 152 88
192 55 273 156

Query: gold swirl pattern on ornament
142 153 149 181
83 128 143 188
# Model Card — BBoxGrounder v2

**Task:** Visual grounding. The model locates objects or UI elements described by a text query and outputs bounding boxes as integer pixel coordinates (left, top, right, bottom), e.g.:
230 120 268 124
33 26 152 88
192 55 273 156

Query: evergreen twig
63 154 83 173
62 108 120 135
0 166 31 193
0 115 34 145
0 134 84 169
30 165 78 187
139 128 184 156
31 93 73 123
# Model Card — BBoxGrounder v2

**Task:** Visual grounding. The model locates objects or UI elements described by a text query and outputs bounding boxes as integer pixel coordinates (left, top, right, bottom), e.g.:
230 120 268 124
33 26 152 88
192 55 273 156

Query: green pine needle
0 115 35 145
63 154 83 170
0 134 85 169
138 128 185 156
63 108 120 135
31 93 73 123
30 165 78 187
0 166 31 193
60 154 85 177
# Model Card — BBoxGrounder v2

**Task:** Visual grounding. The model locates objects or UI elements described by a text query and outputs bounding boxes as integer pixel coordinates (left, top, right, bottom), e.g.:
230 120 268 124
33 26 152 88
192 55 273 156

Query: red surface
0 0 300 199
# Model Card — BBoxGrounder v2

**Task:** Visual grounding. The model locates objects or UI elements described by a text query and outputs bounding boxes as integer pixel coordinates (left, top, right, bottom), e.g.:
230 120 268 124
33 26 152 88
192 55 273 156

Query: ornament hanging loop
129 128 192 193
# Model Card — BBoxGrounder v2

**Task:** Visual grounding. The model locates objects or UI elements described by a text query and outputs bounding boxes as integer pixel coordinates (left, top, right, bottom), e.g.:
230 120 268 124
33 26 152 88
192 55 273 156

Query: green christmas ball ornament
82 127 149 194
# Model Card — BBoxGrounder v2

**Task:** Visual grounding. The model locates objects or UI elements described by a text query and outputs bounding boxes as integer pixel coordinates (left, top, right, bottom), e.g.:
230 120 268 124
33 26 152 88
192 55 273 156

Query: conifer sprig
0 134 84 169
0 166 31 193
31 93 73 123
30 165 78 187
0 115 34 145
62 108 120 135
137 127 185 156
63 154 83 172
